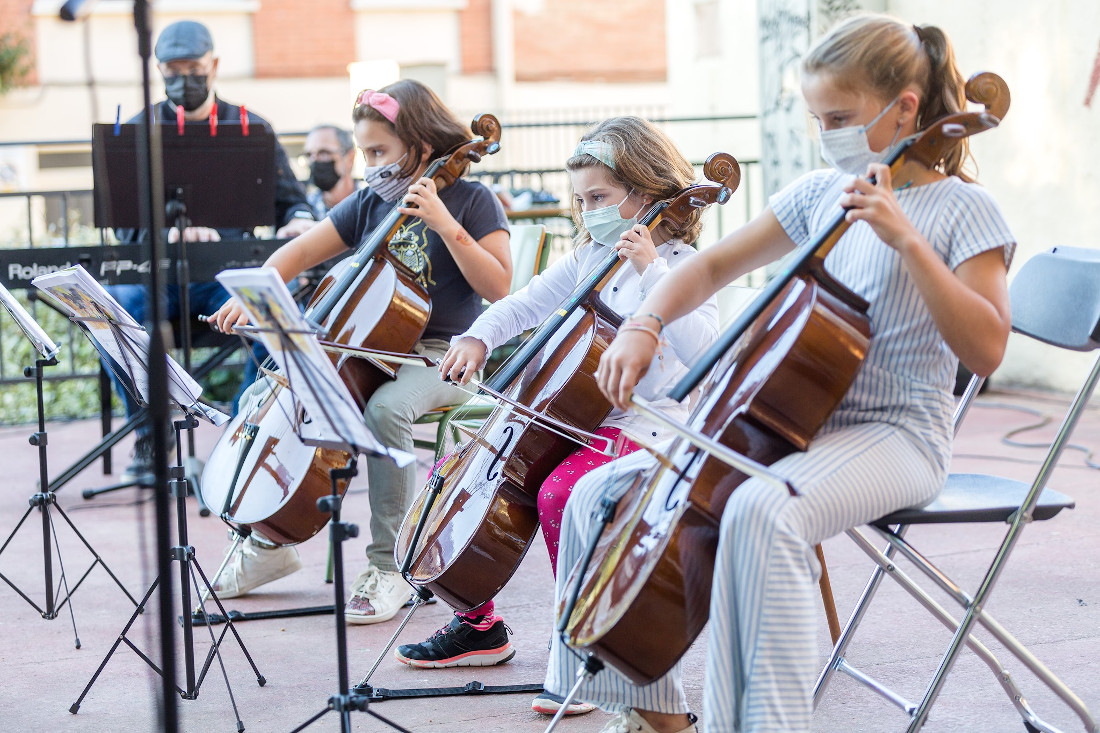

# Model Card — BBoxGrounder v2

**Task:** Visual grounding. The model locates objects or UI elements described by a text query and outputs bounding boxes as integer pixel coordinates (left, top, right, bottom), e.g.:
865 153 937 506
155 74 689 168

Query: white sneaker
599 709 698 733
344 561 411 625
210 536 302 599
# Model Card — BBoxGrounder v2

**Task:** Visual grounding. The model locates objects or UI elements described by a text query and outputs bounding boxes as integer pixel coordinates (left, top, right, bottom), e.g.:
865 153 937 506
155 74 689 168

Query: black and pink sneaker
394 614 515 668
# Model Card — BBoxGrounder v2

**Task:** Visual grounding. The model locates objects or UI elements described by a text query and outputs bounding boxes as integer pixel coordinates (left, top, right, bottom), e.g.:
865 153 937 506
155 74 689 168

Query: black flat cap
155 20 214 63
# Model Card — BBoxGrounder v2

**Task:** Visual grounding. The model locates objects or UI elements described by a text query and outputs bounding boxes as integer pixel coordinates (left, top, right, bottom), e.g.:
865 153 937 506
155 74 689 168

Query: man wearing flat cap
107 19 315 480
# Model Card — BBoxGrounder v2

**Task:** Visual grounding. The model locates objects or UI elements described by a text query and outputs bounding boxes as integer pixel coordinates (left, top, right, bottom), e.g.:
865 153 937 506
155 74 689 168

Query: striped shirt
769 170 1015 468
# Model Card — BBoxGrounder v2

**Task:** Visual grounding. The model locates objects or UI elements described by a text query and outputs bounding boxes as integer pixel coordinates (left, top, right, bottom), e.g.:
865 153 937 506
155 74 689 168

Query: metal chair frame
814 246 1100 733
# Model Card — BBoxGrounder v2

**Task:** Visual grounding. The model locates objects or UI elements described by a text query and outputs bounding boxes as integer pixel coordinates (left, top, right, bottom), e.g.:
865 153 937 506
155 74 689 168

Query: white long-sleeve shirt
459 238 720 444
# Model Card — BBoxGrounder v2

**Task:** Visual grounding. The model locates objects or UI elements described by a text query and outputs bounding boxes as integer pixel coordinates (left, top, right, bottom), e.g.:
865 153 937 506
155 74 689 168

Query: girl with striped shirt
546 14 1015 733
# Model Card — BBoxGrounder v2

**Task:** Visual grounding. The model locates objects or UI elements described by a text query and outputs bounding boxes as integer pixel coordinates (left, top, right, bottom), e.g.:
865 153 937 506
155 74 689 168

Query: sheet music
216 267 413 465
0 282 60 360
30 265 218 422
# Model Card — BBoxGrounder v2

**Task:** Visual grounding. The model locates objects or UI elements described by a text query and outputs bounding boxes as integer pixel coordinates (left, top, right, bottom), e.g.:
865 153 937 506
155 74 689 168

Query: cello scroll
427 113 502 189
903 71 1009 173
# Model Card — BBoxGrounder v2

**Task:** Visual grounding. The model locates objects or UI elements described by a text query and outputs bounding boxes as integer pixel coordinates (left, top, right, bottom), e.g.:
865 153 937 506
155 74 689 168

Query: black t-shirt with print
328 178 509 340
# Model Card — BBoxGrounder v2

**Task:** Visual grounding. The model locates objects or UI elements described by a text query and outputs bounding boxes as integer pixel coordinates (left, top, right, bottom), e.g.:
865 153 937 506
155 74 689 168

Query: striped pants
544 420 945 732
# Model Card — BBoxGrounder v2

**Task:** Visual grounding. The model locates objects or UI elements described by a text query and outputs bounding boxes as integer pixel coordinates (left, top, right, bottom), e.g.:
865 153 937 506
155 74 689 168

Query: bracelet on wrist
618 322 662 344
633 311 665 332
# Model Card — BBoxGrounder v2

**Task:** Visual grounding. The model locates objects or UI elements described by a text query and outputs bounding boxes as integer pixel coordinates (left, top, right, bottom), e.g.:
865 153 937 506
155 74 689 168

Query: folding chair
814 245 1100 733
413 223 551 460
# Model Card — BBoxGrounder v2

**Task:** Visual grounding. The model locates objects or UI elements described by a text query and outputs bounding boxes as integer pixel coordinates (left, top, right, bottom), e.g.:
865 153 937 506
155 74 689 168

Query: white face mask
818 96 901 176
363 153 412 203
581 190 640 245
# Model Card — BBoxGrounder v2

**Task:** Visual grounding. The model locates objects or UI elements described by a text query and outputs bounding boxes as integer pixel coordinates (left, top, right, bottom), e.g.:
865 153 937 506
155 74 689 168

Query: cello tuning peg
486 142 500 155
717 188 731 204
468 152 483 163
942 122 967 138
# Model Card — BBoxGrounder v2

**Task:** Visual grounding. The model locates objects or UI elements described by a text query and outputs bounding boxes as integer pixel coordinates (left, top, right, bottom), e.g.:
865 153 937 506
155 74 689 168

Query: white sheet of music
216 267 413 466
0 281 60 360
31 265 210 419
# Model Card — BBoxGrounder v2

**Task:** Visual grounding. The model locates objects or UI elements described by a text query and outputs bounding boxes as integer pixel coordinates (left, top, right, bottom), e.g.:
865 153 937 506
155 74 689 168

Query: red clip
176 104 185 135
209 108 218 137
240 105 249 136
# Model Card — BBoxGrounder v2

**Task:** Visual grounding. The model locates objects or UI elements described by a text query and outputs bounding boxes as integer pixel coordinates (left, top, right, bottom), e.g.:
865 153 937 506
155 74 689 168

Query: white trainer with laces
599 709 698 733
344 561 411 625
210 535 302 599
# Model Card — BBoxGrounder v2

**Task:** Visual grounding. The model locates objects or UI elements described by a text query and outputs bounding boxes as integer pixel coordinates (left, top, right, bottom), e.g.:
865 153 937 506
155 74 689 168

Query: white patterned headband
574 140 615 170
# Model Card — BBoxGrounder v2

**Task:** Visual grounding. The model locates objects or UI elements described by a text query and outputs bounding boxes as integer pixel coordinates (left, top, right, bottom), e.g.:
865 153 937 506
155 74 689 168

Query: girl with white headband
208 79 512 626
392 116 721 719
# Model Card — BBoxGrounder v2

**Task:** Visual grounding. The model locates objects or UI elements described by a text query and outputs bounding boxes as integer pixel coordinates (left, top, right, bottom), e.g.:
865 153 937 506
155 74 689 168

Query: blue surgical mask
363 153 412 203
582 190 640 245
818 96 901 175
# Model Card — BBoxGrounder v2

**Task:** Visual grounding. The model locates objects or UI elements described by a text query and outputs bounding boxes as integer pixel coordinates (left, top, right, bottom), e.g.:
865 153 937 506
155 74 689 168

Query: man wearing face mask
301 124 361 221
106 19 315 481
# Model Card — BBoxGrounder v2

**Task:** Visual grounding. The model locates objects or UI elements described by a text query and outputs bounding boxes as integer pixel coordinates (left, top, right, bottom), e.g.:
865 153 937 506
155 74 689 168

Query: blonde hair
803 14 973 178
566 116 701 247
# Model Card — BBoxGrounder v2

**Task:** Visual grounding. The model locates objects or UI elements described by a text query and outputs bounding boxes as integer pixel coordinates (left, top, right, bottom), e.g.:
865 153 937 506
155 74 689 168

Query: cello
560 73 1011 685
198 114 502 546
393 153 741 612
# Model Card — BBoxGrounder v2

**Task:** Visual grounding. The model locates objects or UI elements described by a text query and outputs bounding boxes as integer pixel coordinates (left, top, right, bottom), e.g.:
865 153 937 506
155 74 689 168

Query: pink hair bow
355 89 400 124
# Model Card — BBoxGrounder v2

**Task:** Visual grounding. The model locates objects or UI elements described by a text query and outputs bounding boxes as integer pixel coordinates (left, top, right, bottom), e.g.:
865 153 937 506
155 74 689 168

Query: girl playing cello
548 14 1014 733
395 117 720 717
207 79 511 625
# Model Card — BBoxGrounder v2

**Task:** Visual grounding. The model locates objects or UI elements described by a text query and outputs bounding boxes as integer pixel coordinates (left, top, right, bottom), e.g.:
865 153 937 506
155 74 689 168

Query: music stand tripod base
0 356 138 648
70 412 265 729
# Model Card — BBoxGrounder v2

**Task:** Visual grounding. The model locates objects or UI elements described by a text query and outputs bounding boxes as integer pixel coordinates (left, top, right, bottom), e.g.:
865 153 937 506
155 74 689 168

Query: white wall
888 0 1100 390
661 0 1100 392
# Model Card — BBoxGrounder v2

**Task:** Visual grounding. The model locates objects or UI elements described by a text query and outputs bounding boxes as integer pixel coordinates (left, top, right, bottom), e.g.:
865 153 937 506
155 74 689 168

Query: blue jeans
104 282 265 434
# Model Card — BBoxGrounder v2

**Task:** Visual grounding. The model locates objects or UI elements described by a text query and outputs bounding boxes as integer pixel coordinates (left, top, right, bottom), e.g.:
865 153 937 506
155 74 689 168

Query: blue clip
113 104 121 136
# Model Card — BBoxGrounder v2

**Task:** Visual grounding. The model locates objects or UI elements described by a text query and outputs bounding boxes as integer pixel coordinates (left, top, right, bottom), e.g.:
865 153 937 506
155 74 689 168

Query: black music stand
214 267 412 733
84 121 276 501
46 279 266 728
0 283 138 647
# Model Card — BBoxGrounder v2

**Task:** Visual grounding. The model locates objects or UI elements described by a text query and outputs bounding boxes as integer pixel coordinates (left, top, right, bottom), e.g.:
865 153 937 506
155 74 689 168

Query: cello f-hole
662 452 698 512
485 425 515 482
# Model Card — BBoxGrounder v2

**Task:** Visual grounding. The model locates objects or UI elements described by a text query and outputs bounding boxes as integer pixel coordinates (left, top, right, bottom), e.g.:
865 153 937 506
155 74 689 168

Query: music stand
0 282 138 647
87 121 276 498
216 267 414 733
30 266 265 727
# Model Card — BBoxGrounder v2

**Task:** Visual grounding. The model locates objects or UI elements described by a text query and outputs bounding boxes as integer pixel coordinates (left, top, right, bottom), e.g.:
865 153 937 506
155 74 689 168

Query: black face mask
309 160 341 192
164 75 210 112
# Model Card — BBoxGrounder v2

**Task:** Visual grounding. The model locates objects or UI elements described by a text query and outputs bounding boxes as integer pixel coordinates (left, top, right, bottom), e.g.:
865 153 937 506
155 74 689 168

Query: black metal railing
0 113 761 422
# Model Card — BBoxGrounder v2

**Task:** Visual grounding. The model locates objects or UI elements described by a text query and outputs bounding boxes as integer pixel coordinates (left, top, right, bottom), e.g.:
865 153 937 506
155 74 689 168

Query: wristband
618 323 661 344
631 311 665 332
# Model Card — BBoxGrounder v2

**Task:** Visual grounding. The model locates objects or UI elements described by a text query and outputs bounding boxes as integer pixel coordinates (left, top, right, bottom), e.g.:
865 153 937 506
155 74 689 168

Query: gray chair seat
875 473 1075 527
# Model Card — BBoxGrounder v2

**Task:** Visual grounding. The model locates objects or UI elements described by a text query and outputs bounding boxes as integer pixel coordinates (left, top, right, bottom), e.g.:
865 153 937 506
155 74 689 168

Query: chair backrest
508 224 549 294
1009 246 1100 352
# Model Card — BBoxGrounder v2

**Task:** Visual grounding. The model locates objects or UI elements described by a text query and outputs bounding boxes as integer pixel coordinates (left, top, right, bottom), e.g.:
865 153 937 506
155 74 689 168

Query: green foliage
0 292 112 425
0 32 31 95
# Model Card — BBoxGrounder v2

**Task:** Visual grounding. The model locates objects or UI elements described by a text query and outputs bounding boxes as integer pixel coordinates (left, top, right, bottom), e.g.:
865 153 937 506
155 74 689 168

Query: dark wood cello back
561 74 1011 684
198 116 502 546
394 153 741 612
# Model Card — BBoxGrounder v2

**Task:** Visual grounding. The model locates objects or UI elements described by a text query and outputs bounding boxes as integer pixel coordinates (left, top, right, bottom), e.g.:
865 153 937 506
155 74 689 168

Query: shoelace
604 713 642 733
351 567 382 596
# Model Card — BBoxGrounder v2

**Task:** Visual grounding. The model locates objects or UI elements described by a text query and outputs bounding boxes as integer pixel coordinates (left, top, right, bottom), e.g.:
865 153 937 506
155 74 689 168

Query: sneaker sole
394 644 516 669
531 699 597 716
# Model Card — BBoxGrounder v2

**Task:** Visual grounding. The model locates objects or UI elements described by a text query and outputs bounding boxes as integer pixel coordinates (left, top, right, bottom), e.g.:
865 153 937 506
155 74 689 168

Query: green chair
412 223 552 461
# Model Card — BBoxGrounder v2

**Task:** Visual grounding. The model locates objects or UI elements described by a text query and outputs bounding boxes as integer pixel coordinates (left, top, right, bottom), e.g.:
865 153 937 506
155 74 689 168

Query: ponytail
913 24 971 178
804 14 976 179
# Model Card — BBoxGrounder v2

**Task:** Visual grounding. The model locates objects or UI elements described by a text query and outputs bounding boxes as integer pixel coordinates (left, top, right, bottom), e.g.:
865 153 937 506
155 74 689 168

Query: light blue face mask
581 190 639 245
818 96 901 175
